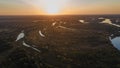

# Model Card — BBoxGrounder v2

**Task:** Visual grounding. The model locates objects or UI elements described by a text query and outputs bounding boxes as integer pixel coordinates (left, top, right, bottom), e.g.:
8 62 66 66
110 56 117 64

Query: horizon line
0 14 120 16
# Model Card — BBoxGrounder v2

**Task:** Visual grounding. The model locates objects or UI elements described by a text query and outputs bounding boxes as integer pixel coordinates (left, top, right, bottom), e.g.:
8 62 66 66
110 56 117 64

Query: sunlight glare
42 0 68 15
24 0 68 15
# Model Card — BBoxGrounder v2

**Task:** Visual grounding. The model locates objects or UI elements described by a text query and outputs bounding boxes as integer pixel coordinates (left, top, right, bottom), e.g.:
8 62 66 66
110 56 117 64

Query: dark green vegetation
0 15 120 68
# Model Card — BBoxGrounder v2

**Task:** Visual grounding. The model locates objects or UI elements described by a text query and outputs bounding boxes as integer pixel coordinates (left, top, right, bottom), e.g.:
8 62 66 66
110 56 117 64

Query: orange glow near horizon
0 0 120 15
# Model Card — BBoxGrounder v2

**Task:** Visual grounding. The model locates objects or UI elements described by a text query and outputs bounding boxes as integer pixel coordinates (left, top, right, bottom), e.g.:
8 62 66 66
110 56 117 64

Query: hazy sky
0 0 120 15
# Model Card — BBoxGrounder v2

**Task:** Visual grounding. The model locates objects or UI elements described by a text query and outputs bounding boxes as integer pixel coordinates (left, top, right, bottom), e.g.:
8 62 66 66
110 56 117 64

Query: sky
0 0 120 15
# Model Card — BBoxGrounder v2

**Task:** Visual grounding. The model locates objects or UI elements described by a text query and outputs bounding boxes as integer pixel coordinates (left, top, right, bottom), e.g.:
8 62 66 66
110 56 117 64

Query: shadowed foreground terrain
0 15 120 68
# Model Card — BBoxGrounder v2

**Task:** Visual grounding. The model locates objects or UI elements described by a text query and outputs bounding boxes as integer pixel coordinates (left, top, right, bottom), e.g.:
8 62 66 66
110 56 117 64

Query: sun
46 9 59 15
42 0 62 15
45 5 60 15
